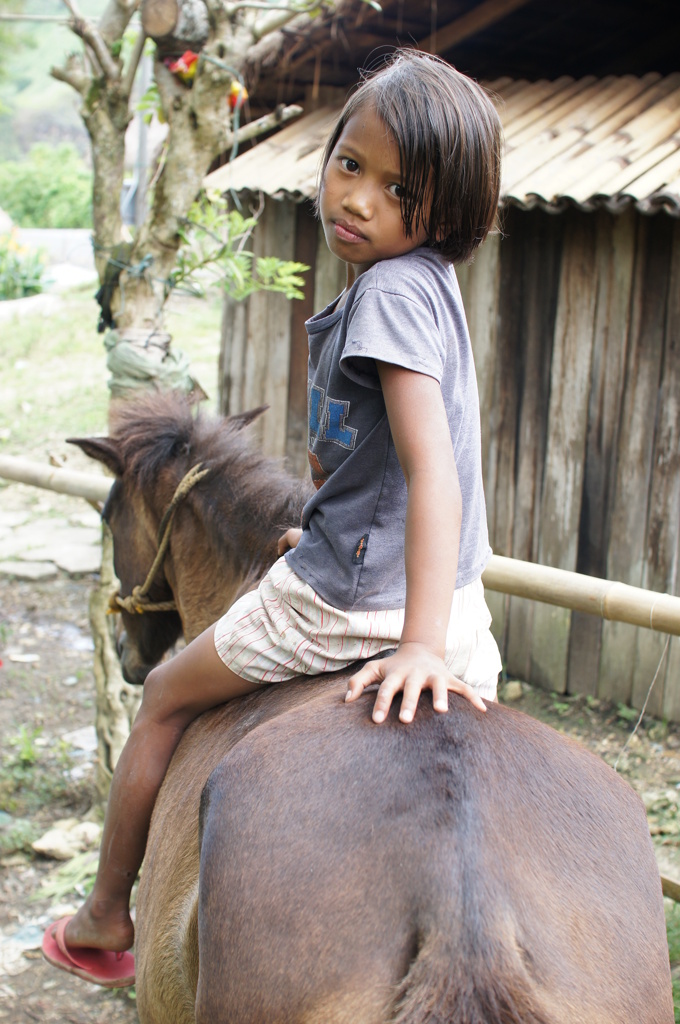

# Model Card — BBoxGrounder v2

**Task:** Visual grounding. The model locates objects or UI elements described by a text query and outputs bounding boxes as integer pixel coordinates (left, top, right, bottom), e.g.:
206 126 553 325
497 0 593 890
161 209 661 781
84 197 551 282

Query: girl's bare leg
60 625 257 952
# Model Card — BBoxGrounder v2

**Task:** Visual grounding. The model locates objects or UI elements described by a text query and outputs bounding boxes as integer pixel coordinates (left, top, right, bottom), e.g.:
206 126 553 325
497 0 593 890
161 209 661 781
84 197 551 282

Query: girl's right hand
277 528 303 556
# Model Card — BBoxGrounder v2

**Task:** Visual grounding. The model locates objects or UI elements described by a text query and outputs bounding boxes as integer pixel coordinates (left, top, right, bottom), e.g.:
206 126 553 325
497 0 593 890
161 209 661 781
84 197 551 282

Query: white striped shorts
214 557 501 700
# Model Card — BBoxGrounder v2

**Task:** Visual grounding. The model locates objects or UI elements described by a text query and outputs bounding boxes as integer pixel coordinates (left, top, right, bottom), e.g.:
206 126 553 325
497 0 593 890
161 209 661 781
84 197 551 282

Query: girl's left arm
345 361 487 724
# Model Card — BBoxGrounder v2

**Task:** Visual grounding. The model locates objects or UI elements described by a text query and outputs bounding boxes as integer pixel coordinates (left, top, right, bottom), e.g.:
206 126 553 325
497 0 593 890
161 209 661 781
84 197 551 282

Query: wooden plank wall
220 199 680 720
461 206 680 718
219 198 344 476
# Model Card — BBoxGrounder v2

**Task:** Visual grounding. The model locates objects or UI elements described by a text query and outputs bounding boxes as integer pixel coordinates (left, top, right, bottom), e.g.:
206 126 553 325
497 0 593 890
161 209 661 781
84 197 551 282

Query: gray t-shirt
286 246 491 610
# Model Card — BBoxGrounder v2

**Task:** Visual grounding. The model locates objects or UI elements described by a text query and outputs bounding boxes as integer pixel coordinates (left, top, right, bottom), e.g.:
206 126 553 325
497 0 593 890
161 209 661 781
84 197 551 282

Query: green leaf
617 702 638 722
170 192 309 304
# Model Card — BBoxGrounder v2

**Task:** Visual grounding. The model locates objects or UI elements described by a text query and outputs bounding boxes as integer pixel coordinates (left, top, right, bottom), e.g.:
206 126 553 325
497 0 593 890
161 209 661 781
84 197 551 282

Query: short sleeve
340 284 445 389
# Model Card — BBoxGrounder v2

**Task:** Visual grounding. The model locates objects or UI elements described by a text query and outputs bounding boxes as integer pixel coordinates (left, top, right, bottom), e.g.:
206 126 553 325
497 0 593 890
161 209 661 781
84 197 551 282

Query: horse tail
388 931 554 1024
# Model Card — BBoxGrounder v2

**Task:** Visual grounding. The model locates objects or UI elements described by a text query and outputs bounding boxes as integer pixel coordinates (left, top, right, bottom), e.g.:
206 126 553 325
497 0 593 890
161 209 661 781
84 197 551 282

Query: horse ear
228 405 269 431
67 437 125 477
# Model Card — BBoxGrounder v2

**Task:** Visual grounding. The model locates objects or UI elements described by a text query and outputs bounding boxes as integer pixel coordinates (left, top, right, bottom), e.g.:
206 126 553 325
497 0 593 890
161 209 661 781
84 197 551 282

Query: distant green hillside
0 0 106 159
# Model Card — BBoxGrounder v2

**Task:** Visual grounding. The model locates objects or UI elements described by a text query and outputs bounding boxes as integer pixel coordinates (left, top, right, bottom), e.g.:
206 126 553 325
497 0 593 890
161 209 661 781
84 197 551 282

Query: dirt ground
2 494 680 1023
0 485 139 1023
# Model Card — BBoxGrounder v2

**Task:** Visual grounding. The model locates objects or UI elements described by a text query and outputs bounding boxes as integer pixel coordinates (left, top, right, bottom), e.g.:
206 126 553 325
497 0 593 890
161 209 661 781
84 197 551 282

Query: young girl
43 48 503 984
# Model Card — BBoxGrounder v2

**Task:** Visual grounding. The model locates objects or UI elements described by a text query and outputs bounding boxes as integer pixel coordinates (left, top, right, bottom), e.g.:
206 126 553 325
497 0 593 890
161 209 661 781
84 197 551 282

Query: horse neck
161 470 301 642
164 544 245 643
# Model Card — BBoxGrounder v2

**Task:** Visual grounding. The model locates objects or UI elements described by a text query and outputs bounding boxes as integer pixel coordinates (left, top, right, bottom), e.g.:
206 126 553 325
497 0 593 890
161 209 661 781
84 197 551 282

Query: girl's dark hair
320 50 503 264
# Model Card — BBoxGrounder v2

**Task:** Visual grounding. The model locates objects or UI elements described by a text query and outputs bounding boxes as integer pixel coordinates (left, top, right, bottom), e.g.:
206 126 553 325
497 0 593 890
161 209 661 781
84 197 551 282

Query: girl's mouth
333 220 368 243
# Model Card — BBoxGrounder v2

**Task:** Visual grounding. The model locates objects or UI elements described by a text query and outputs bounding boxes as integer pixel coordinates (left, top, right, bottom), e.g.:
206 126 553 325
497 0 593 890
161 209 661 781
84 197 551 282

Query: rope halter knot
107 462 212 617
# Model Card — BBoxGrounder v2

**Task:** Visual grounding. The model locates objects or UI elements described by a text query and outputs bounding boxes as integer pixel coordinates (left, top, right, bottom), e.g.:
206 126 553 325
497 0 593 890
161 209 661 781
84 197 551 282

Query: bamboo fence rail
2 453 680 637
0 454 110 504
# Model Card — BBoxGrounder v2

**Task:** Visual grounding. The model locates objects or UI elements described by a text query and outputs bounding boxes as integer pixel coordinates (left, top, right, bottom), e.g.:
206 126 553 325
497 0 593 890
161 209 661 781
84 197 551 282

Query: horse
70 390 673 1024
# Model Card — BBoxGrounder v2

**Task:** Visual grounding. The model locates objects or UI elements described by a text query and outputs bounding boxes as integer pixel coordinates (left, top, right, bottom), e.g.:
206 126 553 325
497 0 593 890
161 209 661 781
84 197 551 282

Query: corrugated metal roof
205 74 680 216
206 105 339 201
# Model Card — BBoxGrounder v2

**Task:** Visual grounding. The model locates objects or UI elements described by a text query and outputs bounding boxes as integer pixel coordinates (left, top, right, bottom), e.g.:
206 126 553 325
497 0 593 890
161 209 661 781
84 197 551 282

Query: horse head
69 391 309 686
68 430 183 685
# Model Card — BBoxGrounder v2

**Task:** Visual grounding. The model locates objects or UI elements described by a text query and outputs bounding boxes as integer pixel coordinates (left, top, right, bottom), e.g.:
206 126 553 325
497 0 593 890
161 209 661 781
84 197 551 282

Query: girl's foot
42 917 135 988
63 898 134 952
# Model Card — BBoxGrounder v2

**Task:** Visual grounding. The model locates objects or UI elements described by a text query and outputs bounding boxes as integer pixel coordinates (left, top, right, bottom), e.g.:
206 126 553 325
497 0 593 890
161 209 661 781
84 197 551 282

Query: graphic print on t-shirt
308 382 358 490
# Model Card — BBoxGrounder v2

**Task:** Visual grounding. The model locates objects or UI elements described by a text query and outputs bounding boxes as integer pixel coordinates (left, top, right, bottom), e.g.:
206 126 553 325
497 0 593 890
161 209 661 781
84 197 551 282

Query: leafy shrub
0 230 44 299
0 143 92 228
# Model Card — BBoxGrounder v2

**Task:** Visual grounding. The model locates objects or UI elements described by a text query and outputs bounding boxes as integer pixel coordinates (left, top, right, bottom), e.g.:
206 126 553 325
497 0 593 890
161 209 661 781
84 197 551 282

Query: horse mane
108 390 310 570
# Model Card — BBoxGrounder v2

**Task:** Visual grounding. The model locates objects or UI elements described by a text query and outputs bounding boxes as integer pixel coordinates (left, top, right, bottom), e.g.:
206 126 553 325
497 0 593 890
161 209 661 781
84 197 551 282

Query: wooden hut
205 0 680 718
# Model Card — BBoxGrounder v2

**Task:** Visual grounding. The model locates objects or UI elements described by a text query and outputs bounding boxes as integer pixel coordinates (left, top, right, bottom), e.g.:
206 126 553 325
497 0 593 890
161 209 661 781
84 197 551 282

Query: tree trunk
142 0 210 48
89 525 142 797
51 0 310 787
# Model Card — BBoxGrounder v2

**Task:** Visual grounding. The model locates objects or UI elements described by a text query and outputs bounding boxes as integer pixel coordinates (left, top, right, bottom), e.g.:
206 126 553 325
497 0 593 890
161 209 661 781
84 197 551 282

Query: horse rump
389 930 553 1024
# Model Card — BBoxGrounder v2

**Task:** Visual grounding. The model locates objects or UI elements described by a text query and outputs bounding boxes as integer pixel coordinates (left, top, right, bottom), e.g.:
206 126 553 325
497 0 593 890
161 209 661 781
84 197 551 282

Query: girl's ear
67 437 125 477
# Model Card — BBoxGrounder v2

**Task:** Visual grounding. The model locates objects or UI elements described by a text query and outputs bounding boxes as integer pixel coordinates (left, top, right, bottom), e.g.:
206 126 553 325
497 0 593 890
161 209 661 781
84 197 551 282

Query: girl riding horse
43 49 503 983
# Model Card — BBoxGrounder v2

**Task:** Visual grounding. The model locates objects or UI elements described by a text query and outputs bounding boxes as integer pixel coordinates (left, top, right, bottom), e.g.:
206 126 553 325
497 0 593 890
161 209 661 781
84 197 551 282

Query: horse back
193 693 672 1024
135 678 343 1024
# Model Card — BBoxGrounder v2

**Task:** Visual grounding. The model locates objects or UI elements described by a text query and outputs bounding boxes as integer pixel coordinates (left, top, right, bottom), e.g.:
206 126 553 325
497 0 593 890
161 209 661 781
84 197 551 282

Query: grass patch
0 287 223 458
0 288 108 454
0 722 81 816
35 848 99 902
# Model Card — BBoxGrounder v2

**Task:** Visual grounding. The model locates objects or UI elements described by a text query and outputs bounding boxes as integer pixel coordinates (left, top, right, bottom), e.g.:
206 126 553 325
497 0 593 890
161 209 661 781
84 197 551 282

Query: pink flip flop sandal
42 916 135 988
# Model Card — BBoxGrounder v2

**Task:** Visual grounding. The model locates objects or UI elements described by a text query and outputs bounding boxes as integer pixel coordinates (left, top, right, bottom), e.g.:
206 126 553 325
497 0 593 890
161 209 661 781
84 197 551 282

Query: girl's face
319 104 430 287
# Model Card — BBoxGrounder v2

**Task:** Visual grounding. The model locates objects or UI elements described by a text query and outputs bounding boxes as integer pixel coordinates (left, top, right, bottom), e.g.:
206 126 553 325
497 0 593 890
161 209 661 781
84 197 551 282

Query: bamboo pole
662 875 680 902
482 554 680 637
1 454 680 636
0 454 111 504
0 13 70 20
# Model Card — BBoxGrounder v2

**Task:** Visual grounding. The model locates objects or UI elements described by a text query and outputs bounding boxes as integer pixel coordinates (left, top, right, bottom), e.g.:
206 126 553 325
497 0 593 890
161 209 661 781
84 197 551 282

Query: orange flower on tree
167 51 199 84
229 81 248 111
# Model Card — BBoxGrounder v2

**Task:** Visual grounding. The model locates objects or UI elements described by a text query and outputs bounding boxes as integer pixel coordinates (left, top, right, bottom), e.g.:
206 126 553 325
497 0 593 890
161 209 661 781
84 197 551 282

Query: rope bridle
108 463 212 617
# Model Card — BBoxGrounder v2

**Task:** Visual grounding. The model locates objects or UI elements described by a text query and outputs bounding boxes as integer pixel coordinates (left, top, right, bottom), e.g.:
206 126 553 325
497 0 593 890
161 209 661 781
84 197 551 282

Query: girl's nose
342 184 372 220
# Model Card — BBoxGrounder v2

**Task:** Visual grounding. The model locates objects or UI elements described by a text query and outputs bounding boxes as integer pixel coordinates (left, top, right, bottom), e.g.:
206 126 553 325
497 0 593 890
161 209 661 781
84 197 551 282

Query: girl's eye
340 157 359 173
388 183 406 199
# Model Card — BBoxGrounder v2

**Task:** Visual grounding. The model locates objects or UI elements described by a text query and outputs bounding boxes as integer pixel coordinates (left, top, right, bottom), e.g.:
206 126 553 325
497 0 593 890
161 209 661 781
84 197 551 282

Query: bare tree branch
231 1 320 9
223 102 302 148
0 13 69 22
98 0 142 45
70 17 122 80
250 3 325 41
51 58 90 95
122 27 147 97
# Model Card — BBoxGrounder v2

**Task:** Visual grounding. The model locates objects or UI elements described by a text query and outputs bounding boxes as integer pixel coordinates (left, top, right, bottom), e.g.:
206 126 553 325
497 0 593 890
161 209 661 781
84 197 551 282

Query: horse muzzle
116 628 154 686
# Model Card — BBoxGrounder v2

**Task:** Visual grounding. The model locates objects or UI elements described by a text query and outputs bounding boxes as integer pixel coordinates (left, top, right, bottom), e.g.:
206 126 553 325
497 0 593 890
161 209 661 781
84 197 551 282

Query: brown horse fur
71 391 673 1024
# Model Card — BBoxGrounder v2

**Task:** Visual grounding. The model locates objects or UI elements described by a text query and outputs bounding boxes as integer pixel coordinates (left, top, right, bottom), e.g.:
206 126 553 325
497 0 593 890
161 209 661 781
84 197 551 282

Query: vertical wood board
506 211 561 681
219 297 248 415
567 210 635 696
459 235 508 650
489 232 522 561
286 203 318 475
599 214 668 706
260 201 297 457
314 221 345 312
661 224 680 722
634 217 680 717
239 201 296 454
664 638 680 724
458 232 501 489
532 213 599 693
